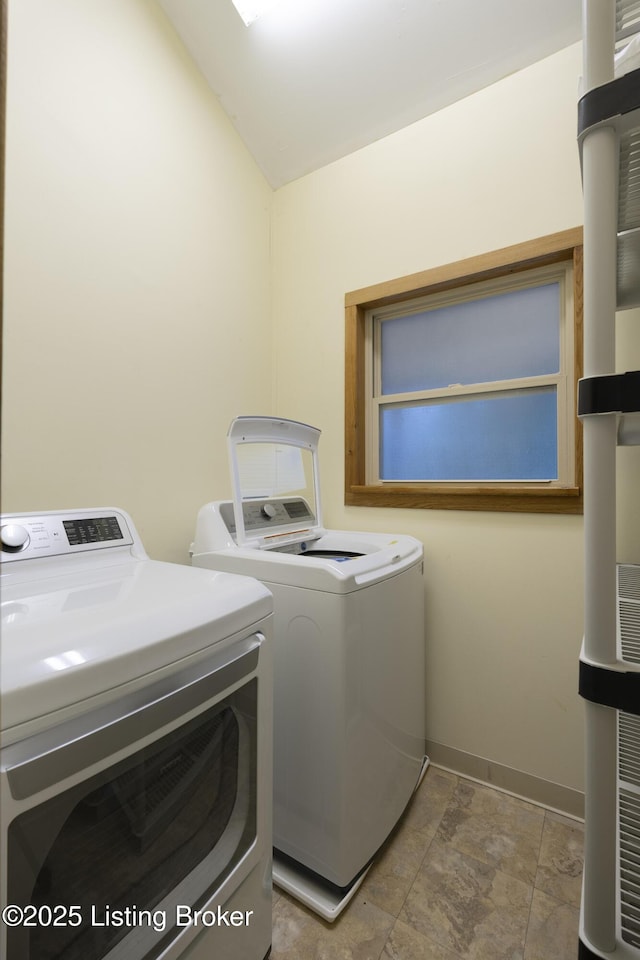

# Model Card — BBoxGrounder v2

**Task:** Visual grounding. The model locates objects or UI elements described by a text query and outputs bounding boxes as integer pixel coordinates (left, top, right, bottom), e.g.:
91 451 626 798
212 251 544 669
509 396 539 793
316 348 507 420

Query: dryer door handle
4 634 264 800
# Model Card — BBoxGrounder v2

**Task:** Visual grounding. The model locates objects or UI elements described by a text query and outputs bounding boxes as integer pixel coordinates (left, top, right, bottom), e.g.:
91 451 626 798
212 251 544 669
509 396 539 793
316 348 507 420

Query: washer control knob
261 503 277 520
1 524 30 553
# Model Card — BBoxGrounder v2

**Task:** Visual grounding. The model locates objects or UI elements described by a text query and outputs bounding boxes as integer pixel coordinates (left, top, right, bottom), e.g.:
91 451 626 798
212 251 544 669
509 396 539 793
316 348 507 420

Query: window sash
344 228 583 514
365 262 575 487
378 281 562 394
378 386 559 482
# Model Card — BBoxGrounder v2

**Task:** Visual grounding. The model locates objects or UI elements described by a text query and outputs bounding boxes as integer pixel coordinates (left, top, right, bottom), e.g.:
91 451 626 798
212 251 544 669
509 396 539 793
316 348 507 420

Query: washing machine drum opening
299 550 364 561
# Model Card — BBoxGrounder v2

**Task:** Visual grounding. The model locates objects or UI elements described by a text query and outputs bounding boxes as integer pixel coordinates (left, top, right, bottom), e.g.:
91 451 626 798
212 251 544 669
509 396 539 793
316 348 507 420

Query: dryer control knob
1 523 30 553
261 503 277 519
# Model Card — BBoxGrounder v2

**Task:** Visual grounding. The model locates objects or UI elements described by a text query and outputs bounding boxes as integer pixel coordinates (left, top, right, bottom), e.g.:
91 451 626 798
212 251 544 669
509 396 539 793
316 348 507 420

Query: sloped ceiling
159 0 582 188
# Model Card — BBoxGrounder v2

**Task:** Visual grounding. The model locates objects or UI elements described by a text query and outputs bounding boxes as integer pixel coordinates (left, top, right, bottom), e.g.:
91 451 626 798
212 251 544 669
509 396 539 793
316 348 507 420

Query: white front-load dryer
191 417 427 920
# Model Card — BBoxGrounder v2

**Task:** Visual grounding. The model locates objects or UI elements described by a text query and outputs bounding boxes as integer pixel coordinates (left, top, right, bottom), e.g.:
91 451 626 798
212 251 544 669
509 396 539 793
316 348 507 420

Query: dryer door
2 634 269 960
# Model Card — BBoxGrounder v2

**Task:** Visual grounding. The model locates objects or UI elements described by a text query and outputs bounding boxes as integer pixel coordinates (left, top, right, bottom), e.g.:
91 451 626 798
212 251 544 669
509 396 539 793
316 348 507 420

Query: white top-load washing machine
1 508 273 960
191 417 427 920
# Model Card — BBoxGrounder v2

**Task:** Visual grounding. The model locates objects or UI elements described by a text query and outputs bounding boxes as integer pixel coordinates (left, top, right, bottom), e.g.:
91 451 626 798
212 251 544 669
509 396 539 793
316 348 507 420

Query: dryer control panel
0 510 135 562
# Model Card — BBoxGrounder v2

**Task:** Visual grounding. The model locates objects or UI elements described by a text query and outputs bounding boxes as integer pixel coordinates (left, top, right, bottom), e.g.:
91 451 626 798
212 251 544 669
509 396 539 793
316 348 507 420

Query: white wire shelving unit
578 1 640 957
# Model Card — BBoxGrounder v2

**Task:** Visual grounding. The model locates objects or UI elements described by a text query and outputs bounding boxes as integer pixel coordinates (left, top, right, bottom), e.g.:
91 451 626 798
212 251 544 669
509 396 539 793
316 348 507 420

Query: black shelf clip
577 65 640 140
578 369 640 418
579 659 640 717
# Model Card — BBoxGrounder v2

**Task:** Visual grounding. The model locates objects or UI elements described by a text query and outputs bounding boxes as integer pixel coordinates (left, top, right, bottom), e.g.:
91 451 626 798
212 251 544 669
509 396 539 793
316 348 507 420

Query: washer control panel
220 497 315 538
0 510 134 562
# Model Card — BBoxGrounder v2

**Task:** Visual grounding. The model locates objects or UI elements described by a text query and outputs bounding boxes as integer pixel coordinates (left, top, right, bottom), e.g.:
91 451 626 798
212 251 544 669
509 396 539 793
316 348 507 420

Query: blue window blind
376 279 562 483
380 283 561 395
380 388 558 481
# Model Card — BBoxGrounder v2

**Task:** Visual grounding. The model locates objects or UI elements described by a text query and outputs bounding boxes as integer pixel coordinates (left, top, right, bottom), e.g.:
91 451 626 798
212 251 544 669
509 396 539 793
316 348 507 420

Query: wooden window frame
344 228 584 514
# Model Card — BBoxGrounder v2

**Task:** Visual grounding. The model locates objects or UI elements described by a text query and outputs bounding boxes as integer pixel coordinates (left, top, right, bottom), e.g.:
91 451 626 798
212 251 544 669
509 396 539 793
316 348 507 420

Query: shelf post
580 1 618 953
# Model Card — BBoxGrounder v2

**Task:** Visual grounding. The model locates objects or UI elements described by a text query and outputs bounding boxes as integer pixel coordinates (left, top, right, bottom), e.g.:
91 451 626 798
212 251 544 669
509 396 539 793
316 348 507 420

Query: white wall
1 0 274 562
272 45 590 800
5 7 637 806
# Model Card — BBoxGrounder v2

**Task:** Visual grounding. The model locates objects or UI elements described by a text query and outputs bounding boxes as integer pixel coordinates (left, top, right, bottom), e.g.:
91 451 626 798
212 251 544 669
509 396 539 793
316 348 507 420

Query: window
345 229 583 513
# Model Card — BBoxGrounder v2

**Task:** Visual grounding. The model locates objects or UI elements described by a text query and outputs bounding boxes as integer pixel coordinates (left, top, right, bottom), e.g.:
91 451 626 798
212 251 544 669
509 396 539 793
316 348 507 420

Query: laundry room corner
5 2 640 958
1 0 275 564
270 42 589 812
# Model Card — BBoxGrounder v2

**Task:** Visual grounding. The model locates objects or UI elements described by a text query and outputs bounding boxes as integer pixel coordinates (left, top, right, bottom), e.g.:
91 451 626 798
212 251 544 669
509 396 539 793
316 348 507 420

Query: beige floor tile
271 891 394 960
403 766 459 839
399 839 532 960
361 827 429 917
382 918 463 959
523 888 580 960
361 766 455 917
534 813 584 908
268 774 584 960
435 778 545 885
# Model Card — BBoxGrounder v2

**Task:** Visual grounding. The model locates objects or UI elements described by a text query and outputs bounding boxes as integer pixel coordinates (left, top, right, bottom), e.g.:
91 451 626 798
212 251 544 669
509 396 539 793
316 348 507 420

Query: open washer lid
228 416 325 549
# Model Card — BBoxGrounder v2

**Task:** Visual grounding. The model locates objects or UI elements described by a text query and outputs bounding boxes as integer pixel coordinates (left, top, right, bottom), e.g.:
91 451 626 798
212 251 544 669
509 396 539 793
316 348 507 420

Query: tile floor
271 766 584 960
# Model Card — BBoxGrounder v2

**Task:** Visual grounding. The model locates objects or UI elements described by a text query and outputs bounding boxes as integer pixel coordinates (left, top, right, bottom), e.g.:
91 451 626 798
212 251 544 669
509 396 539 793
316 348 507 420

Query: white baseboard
426 739 584 820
